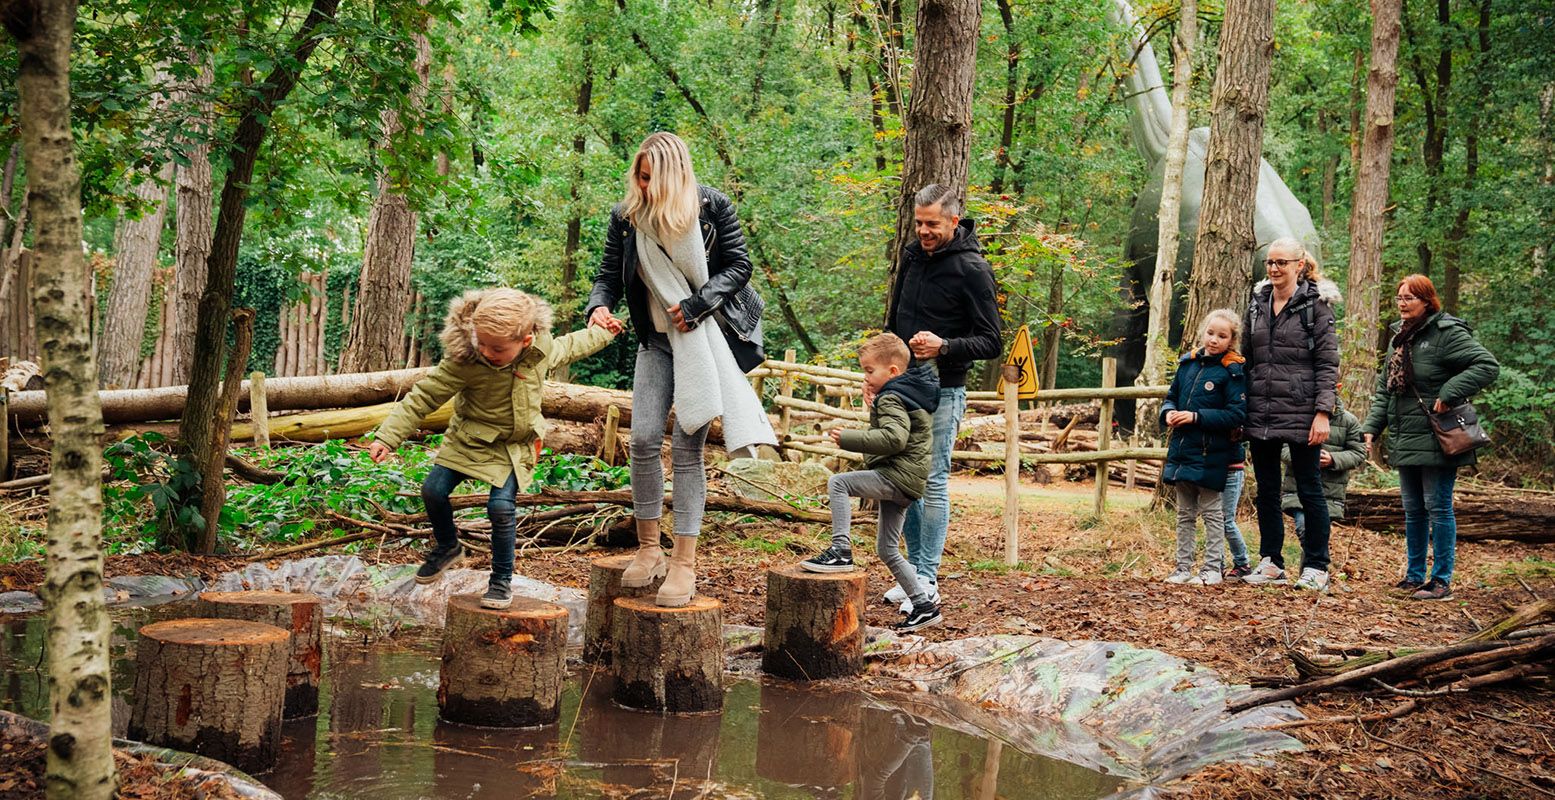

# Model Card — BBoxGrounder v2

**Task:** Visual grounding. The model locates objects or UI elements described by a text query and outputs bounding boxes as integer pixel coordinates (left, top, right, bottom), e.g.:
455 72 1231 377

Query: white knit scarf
634 221 775 457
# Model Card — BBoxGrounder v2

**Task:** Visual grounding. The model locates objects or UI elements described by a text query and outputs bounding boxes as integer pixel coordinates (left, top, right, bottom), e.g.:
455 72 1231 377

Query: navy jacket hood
879 364 941 413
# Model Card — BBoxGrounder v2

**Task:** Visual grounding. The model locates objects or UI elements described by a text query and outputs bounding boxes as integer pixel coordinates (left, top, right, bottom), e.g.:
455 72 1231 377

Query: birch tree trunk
1180 0 1276 347
167 54 214 386
98 70 175 389
1136 0 1196 435
340 14 431 374
1 0 116 795
1340 0 1402 412
886 0 981 293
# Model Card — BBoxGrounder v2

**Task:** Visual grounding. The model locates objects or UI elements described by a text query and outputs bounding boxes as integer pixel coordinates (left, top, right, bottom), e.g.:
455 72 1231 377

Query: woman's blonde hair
469 288 553 342
1267 236 1326 283
621 132 700 237
1199 308 1243 352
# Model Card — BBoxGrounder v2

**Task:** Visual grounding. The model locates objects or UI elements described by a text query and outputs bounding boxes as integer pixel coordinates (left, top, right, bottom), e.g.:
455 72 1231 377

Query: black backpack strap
1300 302 1315 352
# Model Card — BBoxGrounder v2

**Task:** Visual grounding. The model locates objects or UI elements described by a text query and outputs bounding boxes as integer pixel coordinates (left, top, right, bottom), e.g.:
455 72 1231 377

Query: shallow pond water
1 612 1129 799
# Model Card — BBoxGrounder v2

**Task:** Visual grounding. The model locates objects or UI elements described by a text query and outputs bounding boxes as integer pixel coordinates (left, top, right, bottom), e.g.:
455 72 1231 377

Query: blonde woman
585 132 774 607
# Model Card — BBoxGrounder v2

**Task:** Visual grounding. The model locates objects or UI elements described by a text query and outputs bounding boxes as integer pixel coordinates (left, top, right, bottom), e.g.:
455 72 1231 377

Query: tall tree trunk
886 0 982 296
180 0 340 552
1137 0 1196 436
168 54 214 386
747 0 784 117
341 13 431 374
1403 0 1451 277
1340 0 1402 412
1319 109 1338 231
1 0 115 796
98 70 176 389
1442 0 1490 312
1179 0 1275 347
1348 49 1365 177
557 51 593 382
990 0 1019 195
1039 263 1063 390
1536 82 1554 274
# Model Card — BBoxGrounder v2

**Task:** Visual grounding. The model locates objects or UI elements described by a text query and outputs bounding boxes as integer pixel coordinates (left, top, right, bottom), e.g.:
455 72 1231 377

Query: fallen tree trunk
379 488 838 525
1346 485 1555 544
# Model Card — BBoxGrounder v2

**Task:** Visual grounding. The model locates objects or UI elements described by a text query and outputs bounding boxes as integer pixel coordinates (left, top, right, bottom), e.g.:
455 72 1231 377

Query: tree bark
611 596 723 713
1402 0 1452 278
1319 109 1338 231
582 554 665 664
195 590 323 719
1340 0 1402 413
1179 0 1275 347
1136 0 1196 434
761 564 864 680
438 595 569 727
886 0 981 293
167 53 214 386
180 0 341 551
990 0 1019 195
557 44 594 382
0 0 115 795
196 309 252 553
1441 0 1490 313
98 69 176 389
341 12 431 374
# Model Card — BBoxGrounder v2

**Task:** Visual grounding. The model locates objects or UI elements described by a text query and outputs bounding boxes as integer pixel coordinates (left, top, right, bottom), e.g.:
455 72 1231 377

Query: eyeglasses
1396 295 1419 302
1265 258 1302 269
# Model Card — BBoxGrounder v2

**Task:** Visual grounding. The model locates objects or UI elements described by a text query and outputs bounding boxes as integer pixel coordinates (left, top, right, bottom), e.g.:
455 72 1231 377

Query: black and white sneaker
895 602 942 633
481 579 513 610
414 545 464 585
801 546 855 573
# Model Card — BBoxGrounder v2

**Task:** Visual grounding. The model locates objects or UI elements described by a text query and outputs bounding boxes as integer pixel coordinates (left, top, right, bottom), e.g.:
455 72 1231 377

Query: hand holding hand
1308 412 1331 446
828 428 844 445
589 306 625 334
1319 449 1333 468
667 304 693 333
368 441 393 464
908 331 944 359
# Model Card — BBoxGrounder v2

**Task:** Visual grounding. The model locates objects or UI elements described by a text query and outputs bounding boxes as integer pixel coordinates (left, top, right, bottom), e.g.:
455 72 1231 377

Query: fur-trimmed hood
439 288 556 365
1253 278 1343 306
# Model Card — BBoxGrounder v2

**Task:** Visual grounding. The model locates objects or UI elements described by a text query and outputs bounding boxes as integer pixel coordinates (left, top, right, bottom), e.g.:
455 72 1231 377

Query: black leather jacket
585 185 765 371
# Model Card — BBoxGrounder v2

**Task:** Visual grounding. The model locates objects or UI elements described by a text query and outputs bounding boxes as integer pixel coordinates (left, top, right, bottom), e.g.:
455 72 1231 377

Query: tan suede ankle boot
655 535 698 607
621 518 668 588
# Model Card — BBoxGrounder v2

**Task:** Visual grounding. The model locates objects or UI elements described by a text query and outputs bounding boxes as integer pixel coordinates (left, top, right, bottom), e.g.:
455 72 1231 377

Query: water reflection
755 681 859 789
572 667 721 792
857 708 936 800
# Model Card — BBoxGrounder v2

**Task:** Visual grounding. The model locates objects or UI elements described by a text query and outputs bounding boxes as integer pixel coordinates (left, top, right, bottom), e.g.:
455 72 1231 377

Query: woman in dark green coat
1362 275 1499 601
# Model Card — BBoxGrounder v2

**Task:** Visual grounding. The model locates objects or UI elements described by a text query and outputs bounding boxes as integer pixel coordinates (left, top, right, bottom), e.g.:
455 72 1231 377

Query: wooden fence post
0 386 9 482
777 349 796 451
1094 357 1117 516
600 404 621 466
1002 365 1020 566
249 371 269 449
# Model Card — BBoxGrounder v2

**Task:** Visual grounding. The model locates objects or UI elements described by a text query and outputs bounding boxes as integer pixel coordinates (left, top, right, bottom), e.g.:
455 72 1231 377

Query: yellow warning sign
997 325 1040 401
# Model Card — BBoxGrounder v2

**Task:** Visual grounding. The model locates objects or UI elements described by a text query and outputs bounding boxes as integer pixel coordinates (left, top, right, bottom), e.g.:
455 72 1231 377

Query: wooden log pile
1346 484 1555 544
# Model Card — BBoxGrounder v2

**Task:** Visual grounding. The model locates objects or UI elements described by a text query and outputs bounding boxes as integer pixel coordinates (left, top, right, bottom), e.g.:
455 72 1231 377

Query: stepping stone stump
583 553 665 665
128 618 289 774
756 681 860 787
438 594 568 727
762 564 866 680
196 590 324 718
611 596 723 714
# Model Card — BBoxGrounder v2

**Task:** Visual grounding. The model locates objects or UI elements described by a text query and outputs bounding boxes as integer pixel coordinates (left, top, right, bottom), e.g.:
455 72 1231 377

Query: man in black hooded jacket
883 183 1003 609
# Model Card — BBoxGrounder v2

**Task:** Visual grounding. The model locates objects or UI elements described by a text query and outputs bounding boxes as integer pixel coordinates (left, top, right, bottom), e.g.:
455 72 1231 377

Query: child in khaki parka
369 288 616 609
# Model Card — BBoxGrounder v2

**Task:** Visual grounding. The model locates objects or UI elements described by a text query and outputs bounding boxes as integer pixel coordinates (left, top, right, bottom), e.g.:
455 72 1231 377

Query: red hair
1398 274 1441 314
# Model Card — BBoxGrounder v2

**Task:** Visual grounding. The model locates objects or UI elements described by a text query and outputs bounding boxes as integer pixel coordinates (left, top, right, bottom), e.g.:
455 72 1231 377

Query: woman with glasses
1239 237 1342 591
1361 274 1499 601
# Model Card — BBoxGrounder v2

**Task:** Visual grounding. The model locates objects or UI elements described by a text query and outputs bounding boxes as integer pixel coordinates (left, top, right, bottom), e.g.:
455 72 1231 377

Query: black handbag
1412 388 1490 457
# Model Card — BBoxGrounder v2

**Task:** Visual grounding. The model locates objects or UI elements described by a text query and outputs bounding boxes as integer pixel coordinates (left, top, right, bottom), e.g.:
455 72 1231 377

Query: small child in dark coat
1161 309 1248 586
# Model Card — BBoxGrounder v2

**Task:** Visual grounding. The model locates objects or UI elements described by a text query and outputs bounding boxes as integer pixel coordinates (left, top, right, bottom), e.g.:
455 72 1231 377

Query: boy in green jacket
369 288 616 610
1281 398 1369 540
801 332 942 631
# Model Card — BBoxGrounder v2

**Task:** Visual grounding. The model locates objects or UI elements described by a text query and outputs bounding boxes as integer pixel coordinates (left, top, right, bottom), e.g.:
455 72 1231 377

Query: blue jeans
1398 465 1458 584
902 386 965 586
1222 468 1250 568
422 465 519 583
1250 438 1330 572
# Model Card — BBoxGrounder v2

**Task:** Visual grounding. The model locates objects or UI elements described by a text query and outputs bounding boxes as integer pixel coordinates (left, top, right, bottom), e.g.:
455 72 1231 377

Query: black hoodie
888 218 1003 389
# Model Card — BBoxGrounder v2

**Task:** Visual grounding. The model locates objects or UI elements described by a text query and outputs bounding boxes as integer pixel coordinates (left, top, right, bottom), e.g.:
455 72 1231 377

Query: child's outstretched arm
836 395 911 456
369 361 468 462
1327 411 1369 472
542 325 617 373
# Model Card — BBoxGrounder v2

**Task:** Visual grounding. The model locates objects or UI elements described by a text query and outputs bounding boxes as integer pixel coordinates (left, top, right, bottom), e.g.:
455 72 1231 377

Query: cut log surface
438 594 569 728
611 595 724 714
583 554 664 665
128 618 289 774
195 590 323 718
762 564 865 681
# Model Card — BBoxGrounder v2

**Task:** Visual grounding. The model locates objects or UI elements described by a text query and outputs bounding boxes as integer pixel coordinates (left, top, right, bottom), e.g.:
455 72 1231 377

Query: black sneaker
801 547 855 573
1393 578 1425 592
895 602 942 633
1224 564 1253 581
1411 578 1453 601
481 579 513 610
414 545 464 585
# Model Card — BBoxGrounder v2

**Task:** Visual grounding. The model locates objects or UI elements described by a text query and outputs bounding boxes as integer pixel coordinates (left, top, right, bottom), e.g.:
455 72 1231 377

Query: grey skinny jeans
829 470 928 606
1175 482 1226 574
630 345 711 536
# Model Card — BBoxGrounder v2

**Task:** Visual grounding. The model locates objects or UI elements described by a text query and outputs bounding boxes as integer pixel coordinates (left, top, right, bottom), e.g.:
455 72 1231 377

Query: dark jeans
1398 464 1458 584
1250 439 1330 572
422 465 519 582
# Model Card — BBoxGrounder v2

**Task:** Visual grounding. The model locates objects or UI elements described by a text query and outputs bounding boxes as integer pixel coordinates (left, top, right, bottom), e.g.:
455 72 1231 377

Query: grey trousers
630 345 711 536
1175 482 1226 573
829 470 928 606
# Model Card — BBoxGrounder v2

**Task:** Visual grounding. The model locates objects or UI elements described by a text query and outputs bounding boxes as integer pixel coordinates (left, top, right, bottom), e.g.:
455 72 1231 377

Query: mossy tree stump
438 594 568 727
195 590 323 718
128 618 289 774
762 564 865 680
583 553 664 664
756 681 860 787
610 596 723 714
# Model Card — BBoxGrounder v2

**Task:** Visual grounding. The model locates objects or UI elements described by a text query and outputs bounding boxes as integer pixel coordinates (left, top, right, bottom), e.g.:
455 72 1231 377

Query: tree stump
610 596 723 714
438 594 568 727
756 681 860 787
762 564 865 680
195 590 323 718
128 618 289 774
583 553 665 664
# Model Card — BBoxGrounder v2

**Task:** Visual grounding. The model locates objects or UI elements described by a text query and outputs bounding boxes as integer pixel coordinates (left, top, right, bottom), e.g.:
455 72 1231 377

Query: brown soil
4 473 1553 798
